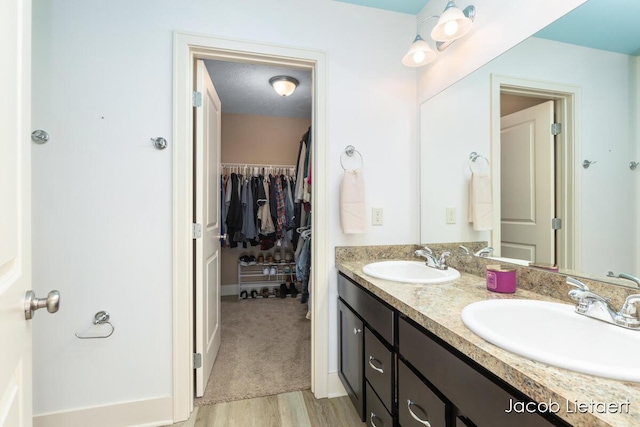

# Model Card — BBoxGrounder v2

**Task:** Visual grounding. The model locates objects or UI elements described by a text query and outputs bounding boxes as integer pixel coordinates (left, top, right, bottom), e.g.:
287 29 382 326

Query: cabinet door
338 298 365 421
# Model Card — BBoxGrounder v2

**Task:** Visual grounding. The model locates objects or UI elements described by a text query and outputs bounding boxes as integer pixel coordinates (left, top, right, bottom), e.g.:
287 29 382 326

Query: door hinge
551 123 562 135
192 91 202 108
552 217 562 230
192 223 202 239
193 353 202 369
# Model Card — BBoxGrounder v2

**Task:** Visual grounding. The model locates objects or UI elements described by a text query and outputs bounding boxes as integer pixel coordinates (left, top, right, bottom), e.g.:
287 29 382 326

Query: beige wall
221 113 310 287
221 113 311 165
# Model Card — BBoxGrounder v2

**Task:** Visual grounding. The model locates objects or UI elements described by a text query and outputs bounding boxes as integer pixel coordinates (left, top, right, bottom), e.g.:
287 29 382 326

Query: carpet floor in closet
195 295 311 405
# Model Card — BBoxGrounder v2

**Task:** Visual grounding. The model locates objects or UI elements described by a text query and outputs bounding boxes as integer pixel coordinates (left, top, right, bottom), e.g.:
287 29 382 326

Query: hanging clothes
225 173 244 247
241 178 258 243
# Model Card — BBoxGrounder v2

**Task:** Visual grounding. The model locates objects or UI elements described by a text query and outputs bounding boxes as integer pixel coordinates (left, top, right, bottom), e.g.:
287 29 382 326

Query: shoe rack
237 262 299 299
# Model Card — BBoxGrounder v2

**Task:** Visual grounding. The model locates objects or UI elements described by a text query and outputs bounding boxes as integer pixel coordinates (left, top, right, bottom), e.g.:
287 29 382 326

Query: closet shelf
237 263 299 299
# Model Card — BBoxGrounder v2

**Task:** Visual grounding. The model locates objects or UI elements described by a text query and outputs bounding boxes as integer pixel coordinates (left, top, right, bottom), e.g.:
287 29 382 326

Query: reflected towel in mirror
340 168 366 233
468 171 493 231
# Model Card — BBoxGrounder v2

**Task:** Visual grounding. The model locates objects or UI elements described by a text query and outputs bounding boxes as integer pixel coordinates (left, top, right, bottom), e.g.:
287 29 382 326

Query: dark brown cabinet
338 272 569 427
338 298 364 420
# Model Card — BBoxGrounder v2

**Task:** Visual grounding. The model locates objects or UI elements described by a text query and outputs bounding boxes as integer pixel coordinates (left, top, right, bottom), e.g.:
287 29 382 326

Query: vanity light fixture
269 75 299 97
402 1 476 68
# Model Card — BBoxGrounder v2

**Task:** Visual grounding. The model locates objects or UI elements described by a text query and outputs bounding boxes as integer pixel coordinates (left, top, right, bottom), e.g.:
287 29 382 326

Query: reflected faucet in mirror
607 271 640 288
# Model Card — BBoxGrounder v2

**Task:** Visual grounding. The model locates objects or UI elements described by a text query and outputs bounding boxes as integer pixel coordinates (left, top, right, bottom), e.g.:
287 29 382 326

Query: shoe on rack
239 255 250 266
270 266 277 276
274 252 282 262
274 287 281 298
257 255 264 264
289 283 298 298
250 289 258 298
263 267 270 276
248 255 257 266
284 252 293 262
266 255 274 263
301 292 308 304
284 266 291 274
279 283 288 298
261 287 270 298
240 290 248 299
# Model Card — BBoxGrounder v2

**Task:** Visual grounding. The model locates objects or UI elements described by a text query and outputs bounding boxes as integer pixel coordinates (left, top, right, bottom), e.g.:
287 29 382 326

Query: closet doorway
195 58 313 405
173 34 329 421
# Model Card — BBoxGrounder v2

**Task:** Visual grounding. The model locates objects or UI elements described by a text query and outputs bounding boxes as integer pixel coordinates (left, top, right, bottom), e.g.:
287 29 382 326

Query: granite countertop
336 259 640 427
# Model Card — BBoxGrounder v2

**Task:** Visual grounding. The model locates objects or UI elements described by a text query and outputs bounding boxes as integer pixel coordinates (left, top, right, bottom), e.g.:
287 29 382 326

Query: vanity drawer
398 360 448 427
366 382 393 427
365 326 393 413
338 273 394 344
399 317 557 427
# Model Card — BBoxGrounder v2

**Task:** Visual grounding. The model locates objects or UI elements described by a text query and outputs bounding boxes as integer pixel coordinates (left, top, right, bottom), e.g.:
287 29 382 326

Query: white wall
415 0 587 102
420 37 638 278
30 0 418 417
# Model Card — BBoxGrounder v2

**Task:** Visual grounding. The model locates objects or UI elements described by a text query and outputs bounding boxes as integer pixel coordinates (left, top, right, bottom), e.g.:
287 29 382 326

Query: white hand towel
340 168 366 234
468 172 493 231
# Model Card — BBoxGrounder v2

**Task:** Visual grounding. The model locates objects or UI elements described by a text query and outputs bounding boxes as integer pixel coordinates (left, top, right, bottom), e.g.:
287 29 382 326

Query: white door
500 100 555 264
194 60 223 397
1 0 33 425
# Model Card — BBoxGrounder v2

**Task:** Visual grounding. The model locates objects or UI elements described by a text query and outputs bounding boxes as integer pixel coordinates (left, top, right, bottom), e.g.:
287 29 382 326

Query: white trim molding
33 397 173 427
172 32 329 423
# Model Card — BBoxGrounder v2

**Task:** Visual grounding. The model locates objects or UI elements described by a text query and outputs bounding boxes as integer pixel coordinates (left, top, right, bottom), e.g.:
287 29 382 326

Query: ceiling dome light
269 76 299 97
402 35 437 67
431 1 474 42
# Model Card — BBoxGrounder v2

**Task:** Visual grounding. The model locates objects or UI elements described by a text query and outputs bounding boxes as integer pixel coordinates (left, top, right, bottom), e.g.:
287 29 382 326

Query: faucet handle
421 246 433 255
620 295 640 320
459 245 470 255
566 277 589 291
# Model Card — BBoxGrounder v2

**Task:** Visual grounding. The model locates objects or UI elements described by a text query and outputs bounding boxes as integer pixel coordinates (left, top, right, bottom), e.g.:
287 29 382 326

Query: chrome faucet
618 273 640 288
474 246 494 257
415 247 450 270
567 277 640 330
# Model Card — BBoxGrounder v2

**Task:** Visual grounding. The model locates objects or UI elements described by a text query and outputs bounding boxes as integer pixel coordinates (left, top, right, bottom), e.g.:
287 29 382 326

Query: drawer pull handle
353 327 362 335
370 412 382 427
368 356 384 374
407 399 431 427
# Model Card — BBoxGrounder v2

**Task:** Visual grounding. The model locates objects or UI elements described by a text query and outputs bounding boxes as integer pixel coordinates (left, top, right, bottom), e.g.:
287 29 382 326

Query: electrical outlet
446 207 456 224
372 208 383 226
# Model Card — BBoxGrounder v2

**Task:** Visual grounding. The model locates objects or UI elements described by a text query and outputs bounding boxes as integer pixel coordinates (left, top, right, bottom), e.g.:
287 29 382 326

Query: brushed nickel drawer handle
407 399 431 426
353 327 362 335
370 412 382 427
368 356 384 374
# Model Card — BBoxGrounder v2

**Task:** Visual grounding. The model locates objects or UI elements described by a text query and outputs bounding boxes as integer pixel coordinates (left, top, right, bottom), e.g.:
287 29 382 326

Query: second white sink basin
362 260 460 284
461 299 640 382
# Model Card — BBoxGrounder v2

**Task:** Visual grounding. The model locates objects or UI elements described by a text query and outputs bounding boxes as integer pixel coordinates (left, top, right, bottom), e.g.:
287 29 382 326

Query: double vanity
336 245 640 427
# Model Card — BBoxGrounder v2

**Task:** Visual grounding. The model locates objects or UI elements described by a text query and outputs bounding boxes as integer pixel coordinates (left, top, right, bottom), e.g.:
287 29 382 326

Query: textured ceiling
204 60 312 119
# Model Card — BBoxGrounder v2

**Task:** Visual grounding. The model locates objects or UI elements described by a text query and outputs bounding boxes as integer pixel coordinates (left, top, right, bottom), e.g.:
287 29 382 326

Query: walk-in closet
195 60 313 406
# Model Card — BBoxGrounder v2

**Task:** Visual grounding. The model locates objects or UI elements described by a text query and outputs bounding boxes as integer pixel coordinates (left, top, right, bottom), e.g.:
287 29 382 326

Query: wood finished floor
170 390 365 427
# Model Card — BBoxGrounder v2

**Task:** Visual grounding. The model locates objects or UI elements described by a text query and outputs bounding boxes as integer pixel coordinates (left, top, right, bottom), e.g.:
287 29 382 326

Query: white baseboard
327 372 347 398
33 396 173 427
221 284 238 296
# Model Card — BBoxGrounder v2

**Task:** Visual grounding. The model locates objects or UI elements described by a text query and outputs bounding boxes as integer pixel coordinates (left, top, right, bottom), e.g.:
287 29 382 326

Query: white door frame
172 32 328 422
490 74 582 271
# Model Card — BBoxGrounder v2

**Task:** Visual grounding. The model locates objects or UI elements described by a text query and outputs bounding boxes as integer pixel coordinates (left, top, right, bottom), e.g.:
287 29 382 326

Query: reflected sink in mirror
461 299 640 382
362 260 460 284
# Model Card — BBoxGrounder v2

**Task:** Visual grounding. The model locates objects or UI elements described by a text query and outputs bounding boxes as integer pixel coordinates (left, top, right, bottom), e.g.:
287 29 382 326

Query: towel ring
340 145 363 171
469 152 490 173
75 311 115 339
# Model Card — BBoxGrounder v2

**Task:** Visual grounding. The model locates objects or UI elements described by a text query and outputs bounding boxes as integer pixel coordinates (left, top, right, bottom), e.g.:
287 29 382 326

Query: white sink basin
362 260 460 284
461 299 640 381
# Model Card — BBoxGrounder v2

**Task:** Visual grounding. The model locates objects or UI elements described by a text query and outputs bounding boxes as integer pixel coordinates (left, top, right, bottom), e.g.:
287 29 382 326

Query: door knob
25 290 60 320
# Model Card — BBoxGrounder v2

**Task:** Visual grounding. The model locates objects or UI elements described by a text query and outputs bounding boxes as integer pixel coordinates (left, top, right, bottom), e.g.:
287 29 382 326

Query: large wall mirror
420 0 640 287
